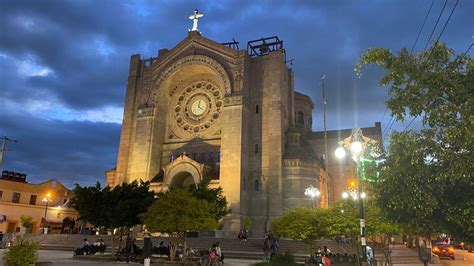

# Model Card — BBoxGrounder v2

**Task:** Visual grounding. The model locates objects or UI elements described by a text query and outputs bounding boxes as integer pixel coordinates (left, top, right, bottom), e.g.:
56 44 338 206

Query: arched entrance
163 155 204 187
170 171 195 187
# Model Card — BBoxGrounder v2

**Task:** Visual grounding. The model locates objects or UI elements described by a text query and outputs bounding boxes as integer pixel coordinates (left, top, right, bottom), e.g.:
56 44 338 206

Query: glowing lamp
350 141 363 155
342 191 349 199
335 147 346 159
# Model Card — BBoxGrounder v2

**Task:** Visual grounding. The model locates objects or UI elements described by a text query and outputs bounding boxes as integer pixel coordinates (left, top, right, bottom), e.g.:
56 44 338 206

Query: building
106 30 382 236
0 171 78 234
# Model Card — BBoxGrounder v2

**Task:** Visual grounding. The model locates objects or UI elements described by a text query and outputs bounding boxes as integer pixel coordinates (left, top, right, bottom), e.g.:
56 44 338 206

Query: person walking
143 230 152 266
215 242 224 264
262 238 270 262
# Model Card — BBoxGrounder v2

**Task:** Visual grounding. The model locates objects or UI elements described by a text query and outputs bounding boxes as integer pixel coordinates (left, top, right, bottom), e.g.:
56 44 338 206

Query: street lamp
42 193 51 219
335 128 377 264
304 185 321 208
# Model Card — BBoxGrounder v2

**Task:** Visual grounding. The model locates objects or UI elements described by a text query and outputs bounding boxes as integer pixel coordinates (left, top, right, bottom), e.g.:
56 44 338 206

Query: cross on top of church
188 9 204 32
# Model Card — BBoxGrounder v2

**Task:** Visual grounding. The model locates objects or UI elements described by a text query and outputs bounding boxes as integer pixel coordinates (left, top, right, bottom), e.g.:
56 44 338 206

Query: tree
356 42 474 242
272 207 322 254
141 188 218 260
70 181 154 229
19 215 33 235
272 202 403 261
70 181 155 253
187 178 230 222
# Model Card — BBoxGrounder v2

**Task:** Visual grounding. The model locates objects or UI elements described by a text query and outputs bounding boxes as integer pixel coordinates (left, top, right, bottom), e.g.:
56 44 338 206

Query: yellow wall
0 179 78 233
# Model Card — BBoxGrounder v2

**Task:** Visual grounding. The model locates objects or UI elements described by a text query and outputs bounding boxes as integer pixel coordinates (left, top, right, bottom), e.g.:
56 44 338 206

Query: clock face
191 99 207 116
171 81 223 136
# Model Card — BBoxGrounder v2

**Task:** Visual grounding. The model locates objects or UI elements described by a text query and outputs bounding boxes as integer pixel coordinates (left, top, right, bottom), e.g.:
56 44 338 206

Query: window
217 151 221 162
297 111 304 125
0 190 3 199
254 180 260 191
209 152 213 162
256 105 259 114
255 144 259 154
12 192 20 203
29 195 37 205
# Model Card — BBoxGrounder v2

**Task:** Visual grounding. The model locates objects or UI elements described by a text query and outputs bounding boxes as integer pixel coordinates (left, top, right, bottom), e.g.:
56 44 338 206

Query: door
6 221 17 233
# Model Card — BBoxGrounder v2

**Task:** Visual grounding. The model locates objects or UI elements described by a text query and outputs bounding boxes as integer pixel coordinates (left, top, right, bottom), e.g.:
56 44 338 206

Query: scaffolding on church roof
221 38 240 50
247 36 284 57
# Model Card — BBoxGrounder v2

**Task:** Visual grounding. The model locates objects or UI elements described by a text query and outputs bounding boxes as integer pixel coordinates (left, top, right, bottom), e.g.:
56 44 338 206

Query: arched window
256 105 259 114
255 144 259 154
297 111 304 125
254 180 260 191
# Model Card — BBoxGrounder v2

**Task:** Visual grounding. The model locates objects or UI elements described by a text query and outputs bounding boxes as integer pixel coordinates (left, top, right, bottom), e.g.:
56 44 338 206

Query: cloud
0 0 471 186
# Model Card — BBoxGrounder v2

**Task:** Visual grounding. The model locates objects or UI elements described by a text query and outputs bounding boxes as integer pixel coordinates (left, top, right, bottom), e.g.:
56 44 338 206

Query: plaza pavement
0 249 261 266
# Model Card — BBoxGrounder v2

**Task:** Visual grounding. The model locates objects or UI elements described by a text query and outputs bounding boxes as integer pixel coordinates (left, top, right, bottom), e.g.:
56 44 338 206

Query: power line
403 116 418 131
411 0 435 53
386 0 460 134
434 0 458 45
423 0 448 51
404 0 459 132
462 42 473 58
382 0 437 139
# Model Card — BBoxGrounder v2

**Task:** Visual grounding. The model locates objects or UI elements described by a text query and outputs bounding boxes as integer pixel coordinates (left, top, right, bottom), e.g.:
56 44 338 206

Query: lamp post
304 185 321 208
42 193 51 219
335 128 376 264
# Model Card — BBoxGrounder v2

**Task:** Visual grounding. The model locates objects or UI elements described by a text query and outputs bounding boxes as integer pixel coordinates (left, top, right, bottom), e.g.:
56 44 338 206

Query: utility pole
0 136 18 171
321 74 329 208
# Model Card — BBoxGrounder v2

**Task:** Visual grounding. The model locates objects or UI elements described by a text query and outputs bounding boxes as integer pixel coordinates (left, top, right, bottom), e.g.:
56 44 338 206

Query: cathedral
106 24 382 236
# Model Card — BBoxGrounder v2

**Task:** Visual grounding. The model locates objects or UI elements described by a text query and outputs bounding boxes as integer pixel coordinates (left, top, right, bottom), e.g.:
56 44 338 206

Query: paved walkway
0 249 261 265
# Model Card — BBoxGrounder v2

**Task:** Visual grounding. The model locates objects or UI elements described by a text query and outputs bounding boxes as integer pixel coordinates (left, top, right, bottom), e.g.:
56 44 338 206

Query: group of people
315 245 332 266
262 230 279 261
208 241 224 264
74 238 106 256
237 229 248 241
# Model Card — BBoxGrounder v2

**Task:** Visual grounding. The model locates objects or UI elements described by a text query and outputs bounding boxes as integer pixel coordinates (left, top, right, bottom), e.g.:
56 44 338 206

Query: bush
255 253 297 266
3 237 40 266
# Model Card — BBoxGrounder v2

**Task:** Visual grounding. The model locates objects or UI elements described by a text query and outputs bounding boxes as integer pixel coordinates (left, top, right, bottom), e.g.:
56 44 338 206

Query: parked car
432 242 455 260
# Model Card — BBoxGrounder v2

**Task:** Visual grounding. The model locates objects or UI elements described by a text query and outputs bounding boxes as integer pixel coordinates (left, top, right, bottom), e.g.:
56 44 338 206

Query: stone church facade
106 32 382 237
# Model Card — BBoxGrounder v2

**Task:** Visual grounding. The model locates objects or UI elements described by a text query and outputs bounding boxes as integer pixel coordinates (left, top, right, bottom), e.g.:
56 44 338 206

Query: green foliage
272 202 403 254
70 181 155 229
357 42 474 242
243 216 252 230
19 215 33 231
255 253 297 266
141 188 218 236
187 179 230 221
271 207 321 250
3 237 40 266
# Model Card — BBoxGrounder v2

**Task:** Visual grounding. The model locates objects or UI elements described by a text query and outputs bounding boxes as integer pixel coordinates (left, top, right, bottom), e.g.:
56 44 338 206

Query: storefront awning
40 218 62 226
